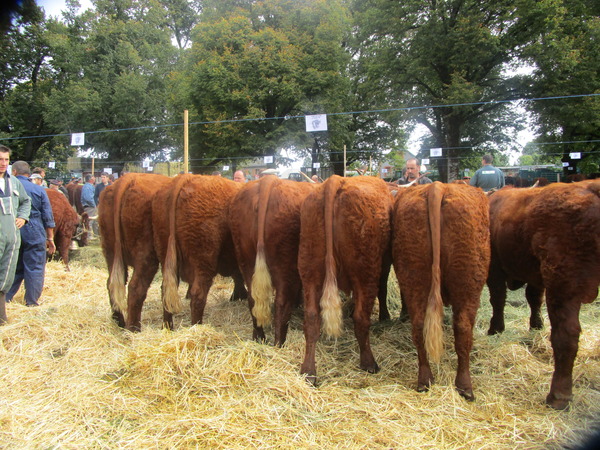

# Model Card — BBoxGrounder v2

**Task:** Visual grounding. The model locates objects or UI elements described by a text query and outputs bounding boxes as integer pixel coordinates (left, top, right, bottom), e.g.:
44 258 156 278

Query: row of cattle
96 173 600 411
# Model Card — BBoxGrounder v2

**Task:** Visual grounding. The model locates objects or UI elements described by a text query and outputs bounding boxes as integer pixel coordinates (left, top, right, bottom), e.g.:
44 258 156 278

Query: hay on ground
1 247 599 448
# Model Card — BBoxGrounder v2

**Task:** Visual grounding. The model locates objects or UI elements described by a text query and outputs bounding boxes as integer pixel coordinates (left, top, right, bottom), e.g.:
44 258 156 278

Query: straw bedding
1 244 599 448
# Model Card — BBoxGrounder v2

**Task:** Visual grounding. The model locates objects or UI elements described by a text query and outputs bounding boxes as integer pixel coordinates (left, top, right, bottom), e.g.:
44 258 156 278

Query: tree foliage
352 0 550 181
42 0 178 164
523 0 600 176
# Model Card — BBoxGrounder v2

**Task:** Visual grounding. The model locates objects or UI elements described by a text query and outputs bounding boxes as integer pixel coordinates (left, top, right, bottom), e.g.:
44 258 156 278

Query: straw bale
1 246 599 448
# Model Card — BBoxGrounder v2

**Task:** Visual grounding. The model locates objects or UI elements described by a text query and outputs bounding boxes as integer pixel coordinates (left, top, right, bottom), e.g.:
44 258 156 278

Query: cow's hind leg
353 289 379 374
487 263 508 335
545 294 582 410
525 284 544 330
126 263 157 332
273 278 301 346
406 293 434 392
301 285 321 385
452 301 478 401
189 274 213 325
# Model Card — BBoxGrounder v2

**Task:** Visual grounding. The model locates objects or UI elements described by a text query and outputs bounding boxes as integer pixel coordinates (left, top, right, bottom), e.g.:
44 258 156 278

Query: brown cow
229 175 316 345
392 182 490 401
99 173 171 330
153 174 247 330
46 189 80 271
65 182 90 247
298 176 393 384
486 180 600 409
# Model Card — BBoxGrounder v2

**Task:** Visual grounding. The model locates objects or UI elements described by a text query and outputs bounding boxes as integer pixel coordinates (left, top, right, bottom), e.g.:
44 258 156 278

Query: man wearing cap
29 173 44 186
0 146 31 324
5 160 55 307
49 179 68 198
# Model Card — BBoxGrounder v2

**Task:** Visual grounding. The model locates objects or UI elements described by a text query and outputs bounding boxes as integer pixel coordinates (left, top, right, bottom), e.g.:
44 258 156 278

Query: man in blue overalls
5 160 55 307
0 146 31 324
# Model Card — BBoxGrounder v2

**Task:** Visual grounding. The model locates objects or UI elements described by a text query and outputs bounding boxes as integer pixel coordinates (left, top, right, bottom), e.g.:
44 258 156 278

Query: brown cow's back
153 175 244 329
392 182 490 400
487 180 600 409
299 175 393 383
99 173 170 330
229 176 315 344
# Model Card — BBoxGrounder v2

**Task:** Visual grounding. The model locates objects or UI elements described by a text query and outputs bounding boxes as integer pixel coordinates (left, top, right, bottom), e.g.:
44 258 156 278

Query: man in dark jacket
5 160 55 307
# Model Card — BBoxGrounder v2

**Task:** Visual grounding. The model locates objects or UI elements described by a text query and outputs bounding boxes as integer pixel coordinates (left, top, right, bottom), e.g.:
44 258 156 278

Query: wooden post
91 157 95 178
183 109 189 174
343 144 347 177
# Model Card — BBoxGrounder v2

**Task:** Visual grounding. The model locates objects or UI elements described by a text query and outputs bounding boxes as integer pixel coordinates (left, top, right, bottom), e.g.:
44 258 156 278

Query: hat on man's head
49 179 60 186
29 174 43 180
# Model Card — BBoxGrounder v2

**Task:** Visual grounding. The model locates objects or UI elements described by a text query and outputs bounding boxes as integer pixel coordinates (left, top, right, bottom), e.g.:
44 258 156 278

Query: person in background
29 173 44 186
49 179 67 198
233 170 246 183
81 174 98 234
32 167 47 187
397 158 432 185
5 160 54 308
94 172 111 205
0 146 31 324
470 154 505 192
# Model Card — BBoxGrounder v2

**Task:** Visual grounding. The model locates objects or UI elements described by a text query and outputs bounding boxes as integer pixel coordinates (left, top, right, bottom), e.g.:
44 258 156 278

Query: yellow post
343 145 347 177
91 157 95 177
184 110 189 174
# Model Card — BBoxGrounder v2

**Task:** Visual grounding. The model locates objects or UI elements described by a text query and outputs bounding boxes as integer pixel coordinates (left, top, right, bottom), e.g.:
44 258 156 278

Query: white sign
562 162 570 167
104 168 113 174
305 114 328 132
48 161 56 169
223 165 230 171
422 158 430 165
71 133 85 146
147 166 153 171
142 160 149 168
569 152 581 160
264 155 274 164
430 148 442 157
313 162 321 169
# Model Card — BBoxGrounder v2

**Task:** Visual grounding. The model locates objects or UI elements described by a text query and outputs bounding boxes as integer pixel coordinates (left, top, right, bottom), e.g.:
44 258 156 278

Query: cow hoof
304 375 318 387
457 388 475 402
361 362 380 374
546 393 572 411
416 384 430 393
487 326 504 336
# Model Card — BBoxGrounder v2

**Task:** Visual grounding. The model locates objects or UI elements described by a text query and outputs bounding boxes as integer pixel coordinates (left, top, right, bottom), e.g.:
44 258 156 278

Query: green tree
0 2 61 162
43 0 178 166
352 0 549 181
175 0 371 174
523 0 600 177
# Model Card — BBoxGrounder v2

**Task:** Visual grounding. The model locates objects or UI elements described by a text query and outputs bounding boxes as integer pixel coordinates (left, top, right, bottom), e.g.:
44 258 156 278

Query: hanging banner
305 114 328 132
422 158 430 165
71 133 85 146
569 152 581 159
48 161 56 169
430 148 442 157
264 155 274 164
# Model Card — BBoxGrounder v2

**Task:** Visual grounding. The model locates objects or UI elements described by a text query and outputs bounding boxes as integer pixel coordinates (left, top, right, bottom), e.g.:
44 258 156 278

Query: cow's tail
424 182 444 362
251 176 277 327
162 175 188 314
321 175 343 337
108 176 134 315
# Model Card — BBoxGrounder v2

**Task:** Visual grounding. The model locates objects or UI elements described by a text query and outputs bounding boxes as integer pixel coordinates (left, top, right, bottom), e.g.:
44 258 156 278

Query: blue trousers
5 239 46 306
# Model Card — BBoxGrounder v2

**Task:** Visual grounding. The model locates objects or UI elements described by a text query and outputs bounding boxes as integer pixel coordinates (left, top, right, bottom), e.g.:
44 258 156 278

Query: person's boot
0 292 7 325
